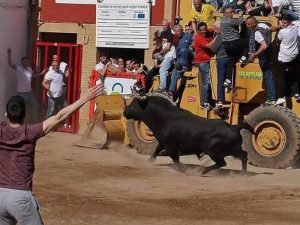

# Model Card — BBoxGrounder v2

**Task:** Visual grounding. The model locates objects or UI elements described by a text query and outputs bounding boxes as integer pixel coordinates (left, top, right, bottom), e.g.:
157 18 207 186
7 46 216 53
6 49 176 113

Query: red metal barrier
32 41 83 133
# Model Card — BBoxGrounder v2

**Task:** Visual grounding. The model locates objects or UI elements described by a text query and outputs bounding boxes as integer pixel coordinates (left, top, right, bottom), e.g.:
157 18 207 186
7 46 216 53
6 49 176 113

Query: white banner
96 0 150 49
96 77 137 95
56 0 96 4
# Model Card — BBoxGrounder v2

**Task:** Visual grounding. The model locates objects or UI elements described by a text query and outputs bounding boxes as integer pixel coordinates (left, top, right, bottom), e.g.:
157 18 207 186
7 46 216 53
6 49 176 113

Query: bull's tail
237 121 254 133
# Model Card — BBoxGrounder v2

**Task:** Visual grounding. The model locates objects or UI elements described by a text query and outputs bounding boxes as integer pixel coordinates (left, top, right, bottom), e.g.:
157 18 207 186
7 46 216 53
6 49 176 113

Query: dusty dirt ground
34 132 300 225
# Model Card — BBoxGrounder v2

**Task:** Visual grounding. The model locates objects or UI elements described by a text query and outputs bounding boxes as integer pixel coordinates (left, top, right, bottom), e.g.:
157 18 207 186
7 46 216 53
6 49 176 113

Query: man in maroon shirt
193 22 216 110
0 84 104 225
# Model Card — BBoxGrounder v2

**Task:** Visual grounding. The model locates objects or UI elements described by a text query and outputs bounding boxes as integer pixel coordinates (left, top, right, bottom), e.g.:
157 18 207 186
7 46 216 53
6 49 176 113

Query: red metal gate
32 41 83 133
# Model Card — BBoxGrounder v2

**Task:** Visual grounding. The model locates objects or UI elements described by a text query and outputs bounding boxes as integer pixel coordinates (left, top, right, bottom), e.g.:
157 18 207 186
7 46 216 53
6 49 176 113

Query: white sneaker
275 97 286 105
239 56 247 63
223 79 232 88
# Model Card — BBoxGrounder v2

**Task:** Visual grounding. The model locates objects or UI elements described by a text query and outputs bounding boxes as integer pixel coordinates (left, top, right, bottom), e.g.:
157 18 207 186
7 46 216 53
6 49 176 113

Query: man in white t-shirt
152 19 176 93
277 14 300 102
42 60 64 118
95 54 108 74
48 55 69 107
7 48 45 123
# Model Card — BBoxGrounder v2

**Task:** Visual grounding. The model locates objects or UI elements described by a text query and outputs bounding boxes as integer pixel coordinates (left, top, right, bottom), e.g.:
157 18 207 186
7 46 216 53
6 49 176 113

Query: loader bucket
74 109 108 149
75 95 127 149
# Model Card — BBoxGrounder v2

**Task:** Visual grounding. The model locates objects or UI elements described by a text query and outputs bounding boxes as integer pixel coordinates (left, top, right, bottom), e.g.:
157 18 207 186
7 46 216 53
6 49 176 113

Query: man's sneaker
153 86 166 93
294 94 300 102
263 99 276 106
275 97 286 105
167 91 174 99
239 56 247 63
223 79 232 88
215 101 223 109
200 102 212 110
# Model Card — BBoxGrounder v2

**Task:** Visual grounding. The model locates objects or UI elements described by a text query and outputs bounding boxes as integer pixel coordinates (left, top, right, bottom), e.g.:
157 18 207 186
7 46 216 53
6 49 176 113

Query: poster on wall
56 0 96 3
56 0 155 5
96 0 150 49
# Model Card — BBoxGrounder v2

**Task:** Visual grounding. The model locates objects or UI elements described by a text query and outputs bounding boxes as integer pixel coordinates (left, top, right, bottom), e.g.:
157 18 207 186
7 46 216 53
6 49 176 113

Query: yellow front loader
78 7 300 169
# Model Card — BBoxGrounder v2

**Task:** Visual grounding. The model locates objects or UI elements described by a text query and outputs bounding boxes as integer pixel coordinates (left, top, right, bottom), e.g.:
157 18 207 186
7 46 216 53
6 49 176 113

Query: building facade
0 0 31 122
33 0 178 133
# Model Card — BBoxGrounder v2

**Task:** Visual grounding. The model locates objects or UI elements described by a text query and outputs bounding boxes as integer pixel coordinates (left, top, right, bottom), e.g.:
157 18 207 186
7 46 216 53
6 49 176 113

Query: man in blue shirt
168 24 193 96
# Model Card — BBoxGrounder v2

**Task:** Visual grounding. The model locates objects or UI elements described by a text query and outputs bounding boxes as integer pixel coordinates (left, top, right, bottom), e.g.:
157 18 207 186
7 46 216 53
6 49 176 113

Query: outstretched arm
43 84 104 134
7 48 16 69
33 68 47 77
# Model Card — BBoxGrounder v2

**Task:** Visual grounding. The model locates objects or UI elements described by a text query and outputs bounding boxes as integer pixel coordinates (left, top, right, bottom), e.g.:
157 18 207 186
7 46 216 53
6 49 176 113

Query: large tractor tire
126 119 158 155
243 105 300 169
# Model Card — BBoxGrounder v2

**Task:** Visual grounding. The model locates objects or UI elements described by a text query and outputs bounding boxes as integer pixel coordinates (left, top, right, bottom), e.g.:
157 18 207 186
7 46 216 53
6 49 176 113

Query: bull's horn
131 86 148 101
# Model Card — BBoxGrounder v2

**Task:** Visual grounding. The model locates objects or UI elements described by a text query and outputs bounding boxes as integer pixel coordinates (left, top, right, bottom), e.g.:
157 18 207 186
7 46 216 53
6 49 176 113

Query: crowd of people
2 0 300 223
7 49 71 122
95 0 300 110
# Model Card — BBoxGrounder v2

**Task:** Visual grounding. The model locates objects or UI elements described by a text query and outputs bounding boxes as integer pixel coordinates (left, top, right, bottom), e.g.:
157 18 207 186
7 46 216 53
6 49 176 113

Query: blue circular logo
112 83 124 93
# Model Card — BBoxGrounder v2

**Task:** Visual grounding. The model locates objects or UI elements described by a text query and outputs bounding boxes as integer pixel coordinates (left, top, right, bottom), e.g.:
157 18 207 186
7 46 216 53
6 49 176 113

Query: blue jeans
168 49 191 92
176 48 190 69
216 57 234 101
197 63 211 103
259 57 276 101
168 67 180 93
17 91 39 123
159 57 173 89
46 96 64 119
282 9 298 20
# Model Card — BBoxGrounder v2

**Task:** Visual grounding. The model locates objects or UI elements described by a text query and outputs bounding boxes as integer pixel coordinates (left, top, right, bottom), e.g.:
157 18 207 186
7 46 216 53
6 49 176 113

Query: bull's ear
138 97 149 109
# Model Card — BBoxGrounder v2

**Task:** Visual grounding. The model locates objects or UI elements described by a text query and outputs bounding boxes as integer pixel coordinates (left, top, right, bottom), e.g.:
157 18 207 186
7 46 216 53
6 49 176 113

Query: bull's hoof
242 170 248 176
148 156 156 163
200 168 209 176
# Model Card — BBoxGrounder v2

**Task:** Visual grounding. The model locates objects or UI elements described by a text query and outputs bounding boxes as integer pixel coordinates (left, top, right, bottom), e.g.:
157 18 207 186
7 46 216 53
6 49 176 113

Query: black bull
123 94 254 175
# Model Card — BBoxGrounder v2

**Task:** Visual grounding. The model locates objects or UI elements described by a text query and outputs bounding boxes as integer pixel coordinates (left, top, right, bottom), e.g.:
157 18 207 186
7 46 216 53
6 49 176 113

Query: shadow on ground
156 163 274 177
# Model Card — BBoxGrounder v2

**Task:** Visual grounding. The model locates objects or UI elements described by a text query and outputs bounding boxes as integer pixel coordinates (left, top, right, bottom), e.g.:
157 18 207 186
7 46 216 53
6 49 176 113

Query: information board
96 0 150 49
56 0 96 4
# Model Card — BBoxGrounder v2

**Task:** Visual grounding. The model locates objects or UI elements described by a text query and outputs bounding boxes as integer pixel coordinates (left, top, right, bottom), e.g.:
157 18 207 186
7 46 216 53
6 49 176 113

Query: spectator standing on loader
246 16 277 105
145 35 164 92
193 22 216 110
211 22 235 109
168 24 193 97
153 19 176 93
221 7 249 61
275 14 300 104
191 0 216 31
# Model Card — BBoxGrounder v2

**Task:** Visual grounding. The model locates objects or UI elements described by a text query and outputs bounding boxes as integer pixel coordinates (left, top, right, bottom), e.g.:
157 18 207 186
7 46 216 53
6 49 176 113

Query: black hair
224 6 234 11
21 56 29 62
131 58 140 64
281 14 292 21
133 60 141 65
197 22 207 30
6 96 26 124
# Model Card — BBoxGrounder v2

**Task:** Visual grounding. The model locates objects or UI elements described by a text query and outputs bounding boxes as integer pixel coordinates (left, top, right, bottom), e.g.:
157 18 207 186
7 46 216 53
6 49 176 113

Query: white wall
0 0 28 121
